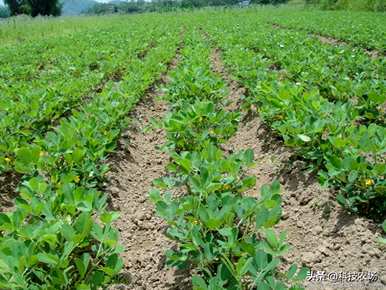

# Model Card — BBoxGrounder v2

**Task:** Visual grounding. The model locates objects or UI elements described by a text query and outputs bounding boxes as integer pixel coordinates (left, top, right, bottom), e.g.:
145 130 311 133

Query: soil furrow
0 171 21 211
105 49 191 290
210 47 245 111
211 48 386 289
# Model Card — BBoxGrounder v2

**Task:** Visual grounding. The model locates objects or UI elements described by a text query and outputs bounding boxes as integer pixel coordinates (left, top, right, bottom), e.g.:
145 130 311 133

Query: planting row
0 22 181 289
260 8 386 53
0 18 152 92
150 30 307 289
0 18 167 175
208 17 385 120
0 16 126 45
205 16 385 220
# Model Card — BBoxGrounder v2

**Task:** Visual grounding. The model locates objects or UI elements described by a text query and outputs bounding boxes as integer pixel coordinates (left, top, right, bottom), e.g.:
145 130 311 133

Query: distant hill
61 0 98 15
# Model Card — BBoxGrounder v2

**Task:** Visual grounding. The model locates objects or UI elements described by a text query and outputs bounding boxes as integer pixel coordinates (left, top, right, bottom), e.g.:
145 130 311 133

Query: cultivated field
0 7 385 290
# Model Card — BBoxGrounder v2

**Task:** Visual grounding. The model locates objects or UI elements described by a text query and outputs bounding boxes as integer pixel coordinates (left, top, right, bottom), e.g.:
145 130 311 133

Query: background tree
0 5 11 17
27 0 62 16
4 0 61 16
4 0 23 15
251 0 288 4
304 0 385 11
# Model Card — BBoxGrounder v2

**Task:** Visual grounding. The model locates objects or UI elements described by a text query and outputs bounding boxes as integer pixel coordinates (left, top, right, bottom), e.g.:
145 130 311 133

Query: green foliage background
86 0 289 15
0 5 10 17
305 0 386 11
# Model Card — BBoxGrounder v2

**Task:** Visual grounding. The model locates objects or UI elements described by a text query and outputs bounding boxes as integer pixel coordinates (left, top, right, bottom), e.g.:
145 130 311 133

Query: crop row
0 19 167 175
0 19 150 92
0 20 164 87
257 8 386 53
0 25 123 83
0 16 129 46
209 18 385 121
205 16 385 220
150 29 307 289
0 22 181 289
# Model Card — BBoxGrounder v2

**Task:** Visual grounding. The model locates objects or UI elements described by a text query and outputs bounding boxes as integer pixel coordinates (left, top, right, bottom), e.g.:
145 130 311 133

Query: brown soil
213 48 386 290
0 171 21 211
137 40 157 60
316 35 344 46
105 53 191 289
210 47 245 111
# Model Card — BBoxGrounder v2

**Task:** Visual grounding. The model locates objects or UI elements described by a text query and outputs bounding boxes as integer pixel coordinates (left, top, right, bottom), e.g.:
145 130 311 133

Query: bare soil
0 171 21 211
105 54 191 289
210 47 245 111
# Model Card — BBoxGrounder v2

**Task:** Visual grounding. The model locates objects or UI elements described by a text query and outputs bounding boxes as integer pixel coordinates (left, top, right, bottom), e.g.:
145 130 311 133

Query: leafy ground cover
0 6 384 290
257 7 386 53
0 16 169 175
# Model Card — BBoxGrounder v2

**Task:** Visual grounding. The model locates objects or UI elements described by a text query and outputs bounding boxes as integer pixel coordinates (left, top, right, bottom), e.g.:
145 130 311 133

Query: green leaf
152 178 168 189
36 253 59 266
76 284 91 290
296 267 309 281
74 212 93 240
286 264 297 279
14 145 41 174
297 134 311 142
75 253 90 279
100 212 120 224
244 149 254 165
255 208 268 229
270 180 280 195
0 213 11 226
241 176 256 189
90 270 105 286
28 177 48 194
192 275 208 290
265 229 279 249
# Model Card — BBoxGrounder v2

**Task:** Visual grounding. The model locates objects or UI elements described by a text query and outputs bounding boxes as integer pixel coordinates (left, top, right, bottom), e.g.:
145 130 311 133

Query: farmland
0 6 385 290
